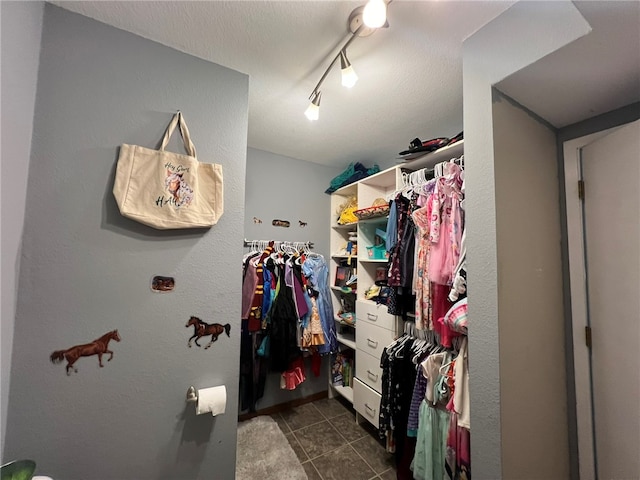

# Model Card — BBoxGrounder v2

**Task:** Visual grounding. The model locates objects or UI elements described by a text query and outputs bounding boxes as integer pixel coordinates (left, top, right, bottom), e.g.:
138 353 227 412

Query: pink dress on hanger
428 179 452 285
428 164 464 286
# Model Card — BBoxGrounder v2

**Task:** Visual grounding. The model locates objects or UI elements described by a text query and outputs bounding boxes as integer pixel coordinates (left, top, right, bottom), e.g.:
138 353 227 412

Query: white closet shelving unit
328 140 464 427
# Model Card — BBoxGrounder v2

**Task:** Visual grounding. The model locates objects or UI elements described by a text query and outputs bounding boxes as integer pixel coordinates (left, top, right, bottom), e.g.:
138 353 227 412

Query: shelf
331 286 356 295
332 384 354 403
399 140 464 171
357 216 389 224
357 167 398 188
359 258 388 263
336 332 356 350
334 183 358 196
332 222 358 230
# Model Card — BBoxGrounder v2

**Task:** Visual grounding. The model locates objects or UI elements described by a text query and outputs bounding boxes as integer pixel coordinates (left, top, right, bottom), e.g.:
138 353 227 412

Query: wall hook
186 386 198 403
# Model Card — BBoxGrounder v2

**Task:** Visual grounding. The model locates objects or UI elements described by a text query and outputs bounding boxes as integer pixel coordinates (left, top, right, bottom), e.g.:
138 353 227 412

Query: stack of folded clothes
325 162 380 194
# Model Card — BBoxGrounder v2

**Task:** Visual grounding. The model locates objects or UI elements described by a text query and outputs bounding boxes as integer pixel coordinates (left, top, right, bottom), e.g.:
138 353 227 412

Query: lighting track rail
305 0 390 121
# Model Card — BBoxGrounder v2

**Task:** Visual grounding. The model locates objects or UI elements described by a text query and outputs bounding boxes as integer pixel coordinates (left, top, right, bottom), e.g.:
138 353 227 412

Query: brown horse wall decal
50 330 121 375
186 316 231 349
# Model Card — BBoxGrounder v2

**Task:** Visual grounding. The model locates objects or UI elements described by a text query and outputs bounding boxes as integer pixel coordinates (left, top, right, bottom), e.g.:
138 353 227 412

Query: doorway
564 119 640 480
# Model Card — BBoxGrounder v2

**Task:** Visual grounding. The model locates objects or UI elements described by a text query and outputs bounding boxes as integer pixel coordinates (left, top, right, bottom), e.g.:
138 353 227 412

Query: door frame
562 125 624 480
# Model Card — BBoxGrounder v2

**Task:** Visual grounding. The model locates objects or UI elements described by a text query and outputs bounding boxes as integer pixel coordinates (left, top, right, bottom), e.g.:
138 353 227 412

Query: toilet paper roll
196 385 226 416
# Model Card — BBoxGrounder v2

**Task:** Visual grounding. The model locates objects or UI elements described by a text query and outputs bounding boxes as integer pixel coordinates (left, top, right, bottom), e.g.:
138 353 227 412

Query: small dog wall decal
50 330 121 375
253 217 263 224
299 220 308 227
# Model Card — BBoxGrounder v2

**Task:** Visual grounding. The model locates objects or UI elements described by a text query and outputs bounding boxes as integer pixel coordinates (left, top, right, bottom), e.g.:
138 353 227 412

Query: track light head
340 51 358 88
304 91 321 121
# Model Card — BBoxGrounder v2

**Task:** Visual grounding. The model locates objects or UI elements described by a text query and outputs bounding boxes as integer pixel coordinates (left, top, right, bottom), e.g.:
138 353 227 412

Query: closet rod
243 239 314 249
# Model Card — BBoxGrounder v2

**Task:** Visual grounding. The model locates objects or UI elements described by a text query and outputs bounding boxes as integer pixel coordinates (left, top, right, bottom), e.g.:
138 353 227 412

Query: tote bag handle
159 111 197 158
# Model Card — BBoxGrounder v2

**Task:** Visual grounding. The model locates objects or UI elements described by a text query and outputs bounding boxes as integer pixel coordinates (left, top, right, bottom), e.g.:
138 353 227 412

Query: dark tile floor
272 396 397 480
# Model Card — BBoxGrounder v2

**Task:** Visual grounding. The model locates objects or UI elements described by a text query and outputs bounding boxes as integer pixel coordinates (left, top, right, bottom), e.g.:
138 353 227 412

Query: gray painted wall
462 2 590 478
492 91 569 479
0 0 44 458
3 5 248 479
244 148 340 409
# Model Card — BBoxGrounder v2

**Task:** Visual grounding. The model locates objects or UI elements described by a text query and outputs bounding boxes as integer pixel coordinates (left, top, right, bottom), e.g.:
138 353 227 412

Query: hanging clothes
239 321 268 412
378 156 471 479
241 252 260 320
269 263 300 371
412 203 433 330
301 296 326 348
411 400 450 480
302 254 337 355
239 242 337 410
247 242 275 331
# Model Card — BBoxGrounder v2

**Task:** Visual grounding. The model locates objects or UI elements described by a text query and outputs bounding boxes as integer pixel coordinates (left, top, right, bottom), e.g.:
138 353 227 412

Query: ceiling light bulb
304 91 321 121
340 51 358 88
341 65 358 88
363 0 386 28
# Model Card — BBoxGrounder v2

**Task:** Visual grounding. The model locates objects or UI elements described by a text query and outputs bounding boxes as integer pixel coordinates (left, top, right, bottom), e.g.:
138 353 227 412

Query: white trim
563 126 622 480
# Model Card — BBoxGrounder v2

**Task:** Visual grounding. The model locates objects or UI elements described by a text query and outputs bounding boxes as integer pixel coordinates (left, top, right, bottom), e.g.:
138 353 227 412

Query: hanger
439 356 455 376
385 333 410 357
393 335 413 358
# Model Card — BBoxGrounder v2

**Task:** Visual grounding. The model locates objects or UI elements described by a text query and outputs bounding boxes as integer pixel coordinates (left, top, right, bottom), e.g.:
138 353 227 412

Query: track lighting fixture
305 91 321 121
363 0 387 28
340 51 358 88
303 2 391 121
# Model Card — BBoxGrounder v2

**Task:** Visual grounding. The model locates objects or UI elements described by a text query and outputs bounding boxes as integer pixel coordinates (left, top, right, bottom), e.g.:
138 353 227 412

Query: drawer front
356 349 383 393
356 321 396 359
354 378 381 429
356 300 397 331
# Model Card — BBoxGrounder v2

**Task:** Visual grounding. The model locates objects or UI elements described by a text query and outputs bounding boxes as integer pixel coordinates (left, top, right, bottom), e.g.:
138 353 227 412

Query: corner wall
462 2 591 477
492 91 569 479
0 0 45 458
3 5 248 479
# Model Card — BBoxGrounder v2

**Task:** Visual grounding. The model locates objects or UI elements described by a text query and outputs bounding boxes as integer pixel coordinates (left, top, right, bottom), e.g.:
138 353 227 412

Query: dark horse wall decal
186 316 231 349
50 330 121 375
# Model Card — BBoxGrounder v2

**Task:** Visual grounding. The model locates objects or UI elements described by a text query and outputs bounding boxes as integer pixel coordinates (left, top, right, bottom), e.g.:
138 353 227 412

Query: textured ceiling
51 0 514 167
52 1 639 168
497 1 640 128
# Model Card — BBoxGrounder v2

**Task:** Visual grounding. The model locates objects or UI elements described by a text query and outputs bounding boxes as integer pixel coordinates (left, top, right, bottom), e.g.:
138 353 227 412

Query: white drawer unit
356 300 397 331
356 349 383 392
354 378 381 429
356 320 395 359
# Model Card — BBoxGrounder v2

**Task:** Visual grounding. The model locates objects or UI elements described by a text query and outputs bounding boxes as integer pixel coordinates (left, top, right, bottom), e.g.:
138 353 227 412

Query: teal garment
411 400 450 480
325 163 381 193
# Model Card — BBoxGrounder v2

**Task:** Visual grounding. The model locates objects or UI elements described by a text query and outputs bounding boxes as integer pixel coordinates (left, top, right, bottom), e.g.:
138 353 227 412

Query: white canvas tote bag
113 112 223 229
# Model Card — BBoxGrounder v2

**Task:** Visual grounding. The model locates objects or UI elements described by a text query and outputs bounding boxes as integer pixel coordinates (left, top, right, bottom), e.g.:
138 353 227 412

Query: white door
581 119 640 480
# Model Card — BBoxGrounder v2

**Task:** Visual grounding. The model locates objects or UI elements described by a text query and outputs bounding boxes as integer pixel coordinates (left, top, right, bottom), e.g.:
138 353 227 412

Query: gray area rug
236 416 308 480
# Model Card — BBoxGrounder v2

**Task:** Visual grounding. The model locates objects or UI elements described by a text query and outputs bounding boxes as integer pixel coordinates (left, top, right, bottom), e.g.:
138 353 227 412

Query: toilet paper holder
186 386 198 403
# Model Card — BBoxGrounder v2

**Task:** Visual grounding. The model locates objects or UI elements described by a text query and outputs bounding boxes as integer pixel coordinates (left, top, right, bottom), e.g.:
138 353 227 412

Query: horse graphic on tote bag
165 170 194 207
